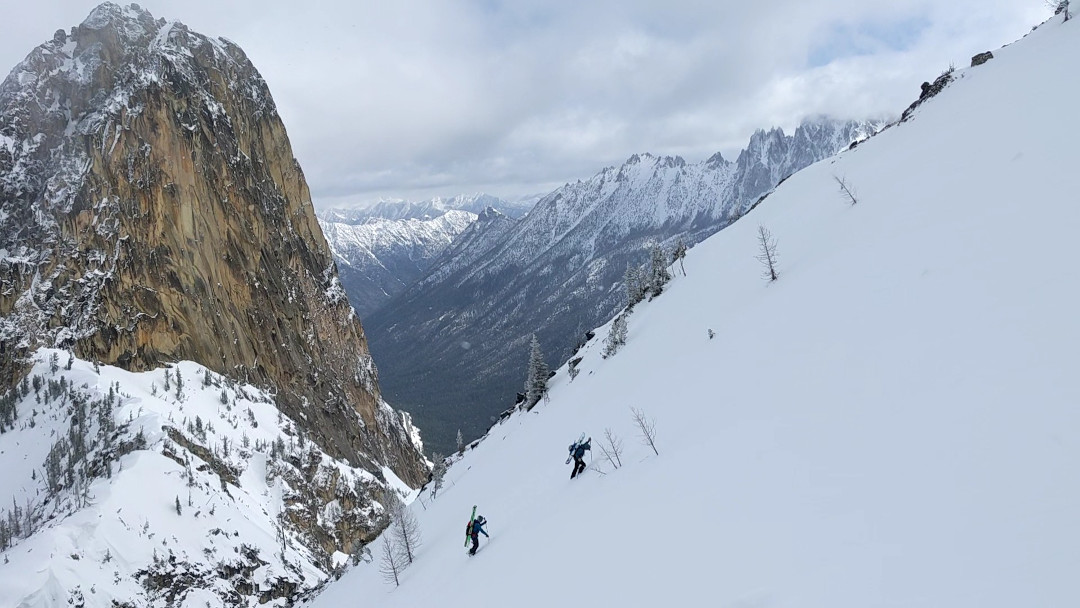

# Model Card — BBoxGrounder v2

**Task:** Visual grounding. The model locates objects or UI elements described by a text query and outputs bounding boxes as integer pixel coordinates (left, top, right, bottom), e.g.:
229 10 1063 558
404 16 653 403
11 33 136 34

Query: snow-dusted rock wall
0 4 426 486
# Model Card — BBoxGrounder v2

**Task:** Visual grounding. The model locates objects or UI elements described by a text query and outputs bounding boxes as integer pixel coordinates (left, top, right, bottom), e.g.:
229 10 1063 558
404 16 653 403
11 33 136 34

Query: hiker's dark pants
470 534 480 554
571 457 586 478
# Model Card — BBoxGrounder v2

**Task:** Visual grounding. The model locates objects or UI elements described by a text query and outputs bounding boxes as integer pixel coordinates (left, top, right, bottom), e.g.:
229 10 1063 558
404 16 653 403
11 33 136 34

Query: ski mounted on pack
465 505 477 547
565 432 587 464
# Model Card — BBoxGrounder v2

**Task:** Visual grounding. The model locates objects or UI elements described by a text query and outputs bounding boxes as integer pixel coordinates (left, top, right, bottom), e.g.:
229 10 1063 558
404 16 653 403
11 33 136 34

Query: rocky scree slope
0 3 426 486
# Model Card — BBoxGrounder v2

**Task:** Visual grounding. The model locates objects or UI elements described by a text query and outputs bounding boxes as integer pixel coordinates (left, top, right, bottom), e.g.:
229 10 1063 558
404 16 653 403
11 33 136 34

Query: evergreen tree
429 454 447 499
672 239 688 276
523 335 549 408
624 263 646 307
648 243 672 294
456 429 464 454
603 313 629 358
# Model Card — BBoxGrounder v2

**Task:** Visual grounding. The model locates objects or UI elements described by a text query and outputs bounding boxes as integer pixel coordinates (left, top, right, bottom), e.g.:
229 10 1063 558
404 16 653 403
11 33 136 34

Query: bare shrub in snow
834 175 859 206
378 535 405 587
568 356 582 382
598 428 624 469
386 492 421 564
631 407 659 456
756 225 779 282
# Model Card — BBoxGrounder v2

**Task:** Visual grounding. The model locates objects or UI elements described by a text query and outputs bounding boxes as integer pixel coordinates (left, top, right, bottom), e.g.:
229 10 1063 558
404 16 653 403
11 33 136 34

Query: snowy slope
307 17 1079 608
0 351 411 607
367 117 879 455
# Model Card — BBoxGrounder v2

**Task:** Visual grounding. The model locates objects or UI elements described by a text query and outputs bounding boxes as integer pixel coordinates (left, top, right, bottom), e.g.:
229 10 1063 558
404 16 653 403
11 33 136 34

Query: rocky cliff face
0 4 426 486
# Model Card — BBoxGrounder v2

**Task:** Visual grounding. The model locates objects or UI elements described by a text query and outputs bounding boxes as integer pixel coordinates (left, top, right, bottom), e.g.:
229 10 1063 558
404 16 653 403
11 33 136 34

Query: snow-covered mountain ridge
319 193 531 224
308 15 1079 608
319 210 476 317
316 193 536 317
366 116 880 454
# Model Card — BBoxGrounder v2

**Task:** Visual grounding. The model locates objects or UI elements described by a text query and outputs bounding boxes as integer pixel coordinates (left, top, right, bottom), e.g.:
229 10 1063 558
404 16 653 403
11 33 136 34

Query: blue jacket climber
468 515 488 555
568 438 591 479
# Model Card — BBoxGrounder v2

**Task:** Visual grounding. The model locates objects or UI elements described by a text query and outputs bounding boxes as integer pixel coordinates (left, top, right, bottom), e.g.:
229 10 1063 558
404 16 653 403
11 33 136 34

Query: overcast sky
0 1 1051 208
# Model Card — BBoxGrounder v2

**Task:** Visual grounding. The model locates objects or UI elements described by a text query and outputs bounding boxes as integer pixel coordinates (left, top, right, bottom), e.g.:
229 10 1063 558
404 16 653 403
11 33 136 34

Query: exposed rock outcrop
971 51 994 67
0 3 426 486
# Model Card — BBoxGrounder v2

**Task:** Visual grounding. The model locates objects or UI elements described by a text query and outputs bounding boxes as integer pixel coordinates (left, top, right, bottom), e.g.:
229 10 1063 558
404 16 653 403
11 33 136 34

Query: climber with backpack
466 514 488 555
566 436 591 479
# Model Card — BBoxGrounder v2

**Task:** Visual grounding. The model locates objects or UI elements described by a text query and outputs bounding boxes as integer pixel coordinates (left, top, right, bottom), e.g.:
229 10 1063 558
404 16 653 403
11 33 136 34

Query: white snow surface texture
308 18 1078 608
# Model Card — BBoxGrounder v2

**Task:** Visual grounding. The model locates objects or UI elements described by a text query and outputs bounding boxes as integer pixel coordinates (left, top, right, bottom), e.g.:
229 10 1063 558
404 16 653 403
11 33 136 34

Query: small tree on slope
603 313 629 359
378 535 404 587
672 239 687 276
648 243 672 295
624 263 646 307
524 335 549 408
430 454 447 499
756 225 780 282
385 492 421 565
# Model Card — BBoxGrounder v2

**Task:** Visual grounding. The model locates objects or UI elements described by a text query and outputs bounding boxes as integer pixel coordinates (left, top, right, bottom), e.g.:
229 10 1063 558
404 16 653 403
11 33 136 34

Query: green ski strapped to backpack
464 505 477 547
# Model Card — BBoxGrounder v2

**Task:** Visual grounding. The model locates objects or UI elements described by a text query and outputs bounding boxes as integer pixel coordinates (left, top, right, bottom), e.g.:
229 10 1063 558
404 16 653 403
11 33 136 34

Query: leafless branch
598 428 624 469
631 407 658 456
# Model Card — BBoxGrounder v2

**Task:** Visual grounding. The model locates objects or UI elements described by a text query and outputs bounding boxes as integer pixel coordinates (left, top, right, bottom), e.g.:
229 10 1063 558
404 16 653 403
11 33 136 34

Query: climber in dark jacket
468 515 489 555
568 438 591 479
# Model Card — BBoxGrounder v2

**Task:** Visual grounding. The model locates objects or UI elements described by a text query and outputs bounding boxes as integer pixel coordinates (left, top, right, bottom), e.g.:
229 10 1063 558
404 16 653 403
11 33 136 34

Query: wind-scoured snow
308 18 1079 608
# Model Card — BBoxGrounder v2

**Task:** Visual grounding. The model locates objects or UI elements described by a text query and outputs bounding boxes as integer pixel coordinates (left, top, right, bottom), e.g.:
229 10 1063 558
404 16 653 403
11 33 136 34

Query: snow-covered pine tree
648 243 672 295
456 429 464 454
430 454 447 499
624 263 646 307
603 313 629 358
524 335 549 408
672 239 687 276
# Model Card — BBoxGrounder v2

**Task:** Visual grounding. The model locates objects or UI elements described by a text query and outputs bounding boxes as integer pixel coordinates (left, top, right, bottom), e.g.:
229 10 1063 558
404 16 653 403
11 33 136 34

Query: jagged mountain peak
477 205 506 221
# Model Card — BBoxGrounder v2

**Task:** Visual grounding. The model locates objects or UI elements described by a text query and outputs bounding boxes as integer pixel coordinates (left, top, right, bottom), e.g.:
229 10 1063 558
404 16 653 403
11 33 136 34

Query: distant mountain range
361 117 883 454
318 194 538 316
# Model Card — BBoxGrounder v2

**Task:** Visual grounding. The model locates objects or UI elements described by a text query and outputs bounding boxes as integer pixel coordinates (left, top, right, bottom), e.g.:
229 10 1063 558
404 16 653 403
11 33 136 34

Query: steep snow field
309 18 1079 608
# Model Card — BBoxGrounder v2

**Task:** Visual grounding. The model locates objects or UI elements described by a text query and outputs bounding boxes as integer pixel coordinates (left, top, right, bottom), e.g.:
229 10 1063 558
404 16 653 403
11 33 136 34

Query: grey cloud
0 0 1051 207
